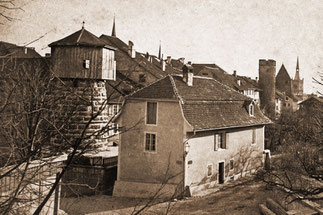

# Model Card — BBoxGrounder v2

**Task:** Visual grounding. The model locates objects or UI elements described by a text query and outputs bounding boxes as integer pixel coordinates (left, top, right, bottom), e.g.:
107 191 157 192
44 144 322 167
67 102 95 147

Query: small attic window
249 103 254 116
83 60 90 69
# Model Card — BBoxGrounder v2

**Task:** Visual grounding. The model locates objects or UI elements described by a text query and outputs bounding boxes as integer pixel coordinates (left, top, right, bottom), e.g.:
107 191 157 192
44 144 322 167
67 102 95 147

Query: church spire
111 16 116 37
158 41 161 60
294 56 300 80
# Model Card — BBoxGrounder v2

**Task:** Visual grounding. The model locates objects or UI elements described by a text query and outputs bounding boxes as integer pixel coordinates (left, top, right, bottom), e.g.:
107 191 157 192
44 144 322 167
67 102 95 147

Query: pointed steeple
294 56 300 80
111 16 116 37
158 41 161 60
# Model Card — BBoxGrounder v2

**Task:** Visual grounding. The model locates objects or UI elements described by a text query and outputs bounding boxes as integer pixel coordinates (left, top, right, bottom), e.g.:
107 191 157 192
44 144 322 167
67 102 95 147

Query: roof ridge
76 27 85 43
169 75 183 104
169 75 194 130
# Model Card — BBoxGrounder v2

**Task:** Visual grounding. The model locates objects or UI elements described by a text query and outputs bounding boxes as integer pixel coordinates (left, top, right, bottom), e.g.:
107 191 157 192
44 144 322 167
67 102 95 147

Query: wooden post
53 172 60 215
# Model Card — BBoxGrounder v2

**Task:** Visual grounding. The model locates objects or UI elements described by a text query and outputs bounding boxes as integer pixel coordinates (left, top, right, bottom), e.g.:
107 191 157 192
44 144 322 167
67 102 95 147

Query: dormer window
249 103 254 116
83 60 90 69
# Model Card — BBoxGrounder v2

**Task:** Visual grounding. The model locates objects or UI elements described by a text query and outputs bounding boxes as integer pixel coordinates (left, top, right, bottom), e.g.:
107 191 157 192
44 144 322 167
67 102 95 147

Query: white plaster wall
185 126 264 188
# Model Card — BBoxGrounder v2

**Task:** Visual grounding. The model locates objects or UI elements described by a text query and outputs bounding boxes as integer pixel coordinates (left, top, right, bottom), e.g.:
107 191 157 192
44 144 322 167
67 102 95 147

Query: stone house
113 66 271 198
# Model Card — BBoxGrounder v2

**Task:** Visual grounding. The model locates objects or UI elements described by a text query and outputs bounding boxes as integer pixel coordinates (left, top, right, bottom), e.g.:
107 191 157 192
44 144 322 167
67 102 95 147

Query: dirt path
60 179 282 215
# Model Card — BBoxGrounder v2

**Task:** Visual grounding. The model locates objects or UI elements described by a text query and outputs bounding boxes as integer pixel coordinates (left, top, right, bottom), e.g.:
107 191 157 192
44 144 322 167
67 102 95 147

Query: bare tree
0 0 23 24
0 53 134 214
257 108 323 202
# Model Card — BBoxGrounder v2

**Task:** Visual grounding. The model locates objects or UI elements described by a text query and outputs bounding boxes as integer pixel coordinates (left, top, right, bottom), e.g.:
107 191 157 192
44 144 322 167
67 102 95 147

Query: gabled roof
129 75 271 131
276 64 291 81
0 41 42 58
49 27 107 47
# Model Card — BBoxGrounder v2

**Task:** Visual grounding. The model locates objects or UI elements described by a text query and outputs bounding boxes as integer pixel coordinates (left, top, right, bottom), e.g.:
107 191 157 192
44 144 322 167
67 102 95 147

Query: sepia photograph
0 0 322 214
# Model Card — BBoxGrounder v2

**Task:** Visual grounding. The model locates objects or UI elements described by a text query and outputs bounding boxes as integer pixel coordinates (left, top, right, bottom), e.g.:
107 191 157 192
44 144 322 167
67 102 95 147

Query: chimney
166 56 171 64
145 52 149 59
233 70 237 77
162 60 166 71
128 41 135 58
178 57 185 64
255 77 258 83
182 61 193 86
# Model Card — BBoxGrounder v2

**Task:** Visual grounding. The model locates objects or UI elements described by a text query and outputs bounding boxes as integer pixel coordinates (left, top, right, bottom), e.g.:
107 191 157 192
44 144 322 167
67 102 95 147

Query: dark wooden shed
49 27 117 80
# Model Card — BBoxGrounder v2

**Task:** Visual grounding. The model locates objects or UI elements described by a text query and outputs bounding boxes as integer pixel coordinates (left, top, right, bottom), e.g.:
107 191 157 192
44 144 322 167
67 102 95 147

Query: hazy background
1 0 322 93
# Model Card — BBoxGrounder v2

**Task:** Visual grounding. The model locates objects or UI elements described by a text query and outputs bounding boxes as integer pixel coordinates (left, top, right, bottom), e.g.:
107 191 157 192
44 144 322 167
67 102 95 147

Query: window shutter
252 129 257 144
214 134 219 151
147 102 157 124
224 133 228 149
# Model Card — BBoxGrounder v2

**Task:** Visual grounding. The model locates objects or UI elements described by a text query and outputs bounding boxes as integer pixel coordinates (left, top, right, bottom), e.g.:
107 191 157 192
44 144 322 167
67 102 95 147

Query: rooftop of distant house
0 41 42 58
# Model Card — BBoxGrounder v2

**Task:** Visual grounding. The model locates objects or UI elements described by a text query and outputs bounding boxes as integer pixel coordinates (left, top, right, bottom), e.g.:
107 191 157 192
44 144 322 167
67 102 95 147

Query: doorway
218 162 224 184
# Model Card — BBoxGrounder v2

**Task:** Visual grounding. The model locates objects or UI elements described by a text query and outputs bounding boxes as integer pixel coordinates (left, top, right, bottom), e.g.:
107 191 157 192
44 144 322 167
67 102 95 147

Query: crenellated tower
258 59 276 119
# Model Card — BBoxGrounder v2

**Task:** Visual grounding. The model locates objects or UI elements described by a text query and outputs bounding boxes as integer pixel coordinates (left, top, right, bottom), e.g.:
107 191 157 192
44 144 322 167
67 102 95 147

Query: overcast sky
1 0 322 93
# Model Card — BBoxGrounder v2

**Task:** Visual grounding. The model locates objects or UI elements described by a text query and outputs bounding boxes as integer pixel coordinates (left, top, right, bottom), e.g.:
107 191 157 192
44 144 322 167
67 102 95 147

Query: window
145 133 156 151
207 164 213 177
252 129 257 144
113 105 118 115
230 159 234 170
108 104 119 116
108 123 119 136
249 104 254 116
83 60 90 69
214 133 226 150
146 102 157 125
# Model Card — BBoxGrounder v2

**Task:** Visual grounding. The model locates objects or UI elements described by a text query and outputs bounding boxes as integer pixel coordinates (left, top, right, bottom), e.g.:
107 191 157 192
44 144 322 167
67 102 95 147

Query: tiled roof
181 100 270 131
129 75 271 130
130 76 177 99
172 75 247 101
100 34 166 79
195 65 260 92
0 41 42 58
192 63 227 76
49 28 107 47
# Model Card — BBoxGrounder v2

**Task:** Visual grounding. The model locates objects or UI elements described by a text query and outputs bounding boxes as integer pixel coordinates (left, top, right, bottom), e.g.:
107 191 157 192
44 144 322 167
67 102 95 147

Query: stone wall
259 59 276 119
50 78 110 149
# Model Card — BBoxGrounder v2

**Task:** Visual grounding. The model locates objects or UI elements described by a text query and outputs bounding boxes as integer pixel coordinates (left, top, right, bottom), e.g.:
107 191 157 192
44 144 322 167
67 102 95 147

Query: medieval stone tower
258 59 276 119
49 26 117 148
